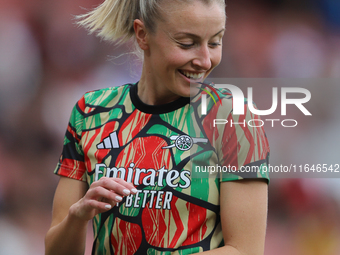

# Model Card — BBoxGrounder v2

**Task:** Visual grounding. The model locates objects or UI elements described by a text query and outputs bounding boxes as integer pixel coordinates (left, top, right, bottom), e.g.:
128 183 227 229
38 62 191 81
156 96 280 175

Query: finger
113 178 138 194
87 186 123 203
87 199 114 212
92 177 138 196
101 197 121 209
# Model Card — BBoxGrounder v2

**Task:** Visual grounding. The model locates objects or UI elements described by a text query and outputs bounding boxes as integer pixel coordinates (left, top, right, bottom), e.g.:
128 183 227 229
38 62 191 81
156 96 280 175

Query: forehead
158 1 226 34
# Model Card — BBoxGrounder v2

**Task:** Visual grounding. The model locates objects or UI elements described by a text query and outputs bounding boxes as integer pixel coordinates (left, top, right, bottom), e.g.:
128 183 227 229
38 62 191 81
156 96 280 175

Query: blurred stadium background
0 0 339 254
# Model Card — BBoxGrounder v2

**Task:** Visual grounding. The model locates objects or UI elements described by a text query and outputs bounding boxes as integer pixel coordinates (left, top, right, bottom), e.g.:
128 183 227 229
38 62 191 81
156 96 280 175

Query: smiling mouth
179 70 205 80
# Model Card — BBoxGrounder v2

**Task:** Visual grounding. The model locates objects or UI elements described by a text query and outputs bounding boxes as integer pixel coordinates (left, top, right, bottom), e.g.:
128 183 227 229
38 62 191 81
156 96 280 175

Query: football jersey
55 83 270 255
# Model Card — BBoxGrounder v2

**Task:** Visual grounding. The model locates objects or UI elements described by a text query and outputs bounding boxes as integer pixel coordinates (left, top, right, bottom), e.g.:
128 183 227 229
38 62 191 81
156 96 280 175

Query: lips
178 70 205 80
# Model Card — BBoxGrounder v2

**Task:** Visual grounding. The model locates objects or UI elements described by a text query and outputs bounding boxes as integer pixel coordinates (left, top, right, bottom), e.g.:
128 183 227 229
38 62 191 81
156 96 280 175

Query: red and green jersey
55 83 269 255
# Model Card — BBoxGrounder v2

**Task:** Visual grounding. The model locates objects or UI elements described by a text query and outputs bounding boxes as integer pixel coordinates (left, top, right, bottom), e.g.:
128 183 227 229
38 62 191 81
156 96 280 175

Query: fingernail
105 204 112 209
131 188 138 194
123 189 130 195
115 196 122 202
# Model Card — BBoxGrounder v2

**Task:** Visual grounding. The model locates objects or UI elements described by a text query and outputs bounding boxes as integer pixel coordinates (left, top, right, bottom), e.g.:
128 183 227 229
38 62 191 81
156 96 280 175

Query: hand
69 177 137 222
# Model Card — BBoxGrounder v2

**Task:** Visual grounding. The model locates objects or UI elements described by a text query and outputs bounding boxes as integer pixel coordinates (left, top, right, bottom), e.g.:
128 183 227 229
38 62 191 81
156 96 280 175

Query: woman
45 0 270 254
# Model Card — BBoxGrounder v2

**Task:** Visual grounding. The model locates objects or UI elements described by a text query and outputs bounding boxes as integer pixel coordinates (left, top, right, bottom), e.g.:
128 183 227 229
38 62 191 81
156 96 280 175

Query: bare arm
201 179 268 255
45 176 137 255
45 177 88 255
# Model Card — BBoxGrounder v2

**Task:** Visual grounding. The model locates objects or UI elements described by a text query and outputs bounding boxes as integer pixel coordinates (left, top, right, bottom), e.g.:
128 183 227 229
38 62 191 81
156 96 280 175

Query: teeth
181 71 204 80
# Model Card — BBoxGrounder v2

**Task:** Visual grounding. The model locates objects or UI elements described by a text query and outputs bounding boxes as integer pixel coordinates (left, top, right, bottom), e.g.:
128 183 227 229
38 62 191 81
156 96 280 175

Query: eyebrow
174 28 225 39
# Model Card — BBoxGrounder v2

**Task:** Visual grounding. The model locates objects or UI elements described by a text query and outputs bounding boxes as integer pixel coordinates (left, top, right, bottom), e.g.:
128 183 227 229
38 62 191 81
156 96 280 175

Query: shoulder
83 84 133 105
72 84 134 115
214 87 258 117
205 87 235 118
215 87 233 105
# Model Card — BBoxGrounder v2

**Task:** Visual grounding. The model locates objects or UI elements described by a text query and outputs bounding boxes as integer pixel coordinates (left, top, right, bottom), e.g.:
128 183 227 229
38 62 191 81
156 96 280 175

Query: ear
134 19 149 51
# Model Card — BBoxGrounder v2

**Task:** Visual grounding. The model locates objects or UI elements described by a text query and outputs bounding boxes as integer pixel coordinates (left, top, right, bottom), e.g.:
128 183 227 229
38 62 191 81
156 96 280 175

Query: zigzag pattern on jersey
57 84 269 255
73 85 222 255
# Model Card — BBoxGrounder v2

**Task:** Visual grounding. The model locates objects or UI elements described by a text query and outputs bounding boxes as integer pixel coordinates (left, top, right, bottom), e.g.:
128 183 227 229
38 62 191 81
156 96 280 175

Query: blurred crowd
0 0 339 254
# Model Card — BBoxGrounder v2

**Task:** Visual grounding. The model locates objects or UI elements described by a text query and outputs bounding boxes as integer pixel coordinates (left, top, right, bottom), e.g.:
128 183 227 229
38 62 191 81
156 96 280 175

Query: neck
137 65 181 105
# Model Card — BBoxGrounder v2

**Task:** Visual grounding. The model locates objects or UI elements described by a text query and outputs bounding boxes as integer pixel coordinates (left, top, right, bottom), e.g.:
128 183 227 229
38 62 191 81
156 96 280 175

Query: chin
178 84 192 98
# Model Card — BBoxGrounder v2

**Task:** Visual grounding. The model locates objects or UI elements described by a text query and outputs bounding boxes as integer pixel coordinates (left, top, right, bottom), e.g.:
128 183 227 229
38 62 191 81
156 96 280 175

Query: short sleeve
54 96 87 182
218 102 270 183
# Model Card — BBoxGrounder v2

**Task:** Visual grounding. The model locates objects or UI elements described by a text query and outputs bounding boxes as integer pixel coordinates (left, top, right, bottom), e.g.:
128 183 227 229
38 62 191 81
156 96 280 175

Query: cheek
211 49 223 68
165 51 189 70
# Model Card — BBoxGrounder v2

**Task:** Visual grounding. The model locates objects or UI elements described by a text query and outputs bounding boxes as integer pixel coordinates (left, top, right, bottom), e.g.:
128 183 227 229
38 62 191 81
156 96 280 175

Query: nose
192 44 212 70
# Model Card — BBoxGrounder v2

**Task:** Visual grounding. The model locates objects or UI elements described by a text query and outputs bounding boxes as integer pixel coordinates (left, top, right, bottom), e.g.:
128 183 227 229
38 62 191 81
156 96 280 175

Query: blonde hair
77 0 225 45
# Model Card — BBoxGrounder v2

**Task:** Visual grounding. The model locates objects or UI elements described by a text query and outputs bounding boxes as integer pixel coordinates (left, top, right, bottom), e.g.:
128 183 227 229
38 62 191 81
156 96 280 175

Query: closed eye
179 42 221 49
178 42 195 49
209 42 222 48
